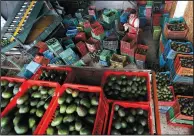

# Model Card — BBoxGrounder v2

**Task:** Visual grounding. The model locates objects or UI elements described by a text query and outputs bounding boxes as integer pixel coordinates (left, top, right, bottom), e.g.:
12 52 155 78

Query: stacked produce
178 97 193 116
1 80 22 111
39 69 68 84
46 88 99 135
156 73 174 101
172 83 193 96
1 85 55 134
179 57 193 68
110 105 150 135
170 42 192 53
168 23 185 31
103 75 148 101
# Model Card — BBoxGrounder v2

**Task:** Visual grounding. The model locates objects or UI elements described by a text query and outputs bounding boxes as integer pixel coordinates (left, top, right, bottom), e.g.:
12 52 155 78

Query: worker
123 9 140 34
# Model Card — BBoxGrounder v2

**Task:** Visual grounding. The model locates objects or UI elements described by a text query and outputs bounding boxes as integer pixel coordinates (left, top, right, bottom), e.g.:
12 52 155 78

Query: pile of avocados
178 97 193 116
1 85 55 135
168 23 185 31
103 75 148 101
1 80 22 111
179 57 193 69
172 83 193 96
111 105 150 135
156 73 174 101
39 69 68 85
46 88 99 135
171 42 192 53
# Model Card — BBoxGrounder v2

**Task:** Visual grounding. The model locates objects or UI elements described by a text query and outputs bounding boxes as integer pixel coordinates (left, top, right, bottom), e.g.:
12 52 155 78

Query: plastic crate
37 83 109 135
139 16 147 28
66 30 77 38
103 37 119 51
121 43 137 57
60 37 75 49
152 13 162 26
145 5 152 18
121 33 137 50
153 26 162 40
91 21 104 35
75 32 87 42
46 38 63 57
86 37 101 52
160 12 170 28
84 21 91 28
30 66 74 83
49 57 64 65
35 41 48 54
174 54 193 76
159 41 165 56
91 31 105 41
88 6 96 16
135 44 148 61
136 59 146 69
33 55 50 66
99 60 109 67
165 58 174 70
159 54 166 68
175 95 193 120
107 102 153 135
100 49 112 62
102 10 116 24
164 40 193 60
110 54 127 68
120 12 130 23
164 23 189 39
158 86 176 107
137 0 147 5
59 48 79 65
101 70 151 103
138 6 146 17
1 80 61 135
76 41 88 56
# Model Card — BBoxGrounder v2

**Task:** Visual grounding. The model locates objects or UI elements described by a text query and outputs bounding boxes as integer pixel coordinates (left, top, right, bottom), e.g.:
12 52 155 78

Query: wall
184 1 193 43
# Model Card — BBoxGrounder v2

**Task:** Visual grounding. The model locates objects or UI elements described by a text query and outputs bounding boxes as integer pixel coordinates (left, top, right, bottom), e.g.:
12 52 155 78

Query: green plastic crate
147 1 153 6
91 31 105 41
100 49 112 61
171 118 193 125
102 10 116 24
153 26 162 40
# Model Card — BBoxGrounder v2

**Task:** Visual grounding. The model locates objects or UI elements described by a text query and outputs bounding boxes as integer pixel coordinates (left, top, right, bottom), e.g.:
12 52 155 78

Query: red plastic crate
84 21 91 28
91 21 104 36
86 37 101 52
33 55 50 66
174 54 193 76
0 76 26 111
35 41 48 53
30 66 74 84
121 33 137 50
101 70 151 104
152 13 162 26
158 86 176 106
121 45 137 57
164 1 173 12
135 44 148 61
175 95 193 121
37 83 109 135
76 41 88 56
137 0 147 5
164 23 189 39
0 80 61 135
107 101 153 135
167 120 193 128
75 32 87 42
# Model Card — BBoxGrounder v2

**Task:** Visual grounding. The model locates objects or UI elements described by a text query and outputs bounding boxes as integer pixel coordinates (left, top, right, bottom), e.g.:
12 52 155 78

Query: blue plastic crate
164 40 193 60
99 60 109 66
120 12 130 23
139 17 147 28
66 31 77 38
162 32 168 46
43 50 54 60
138 6 146 17
166 58 174 70
159 54 166 68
